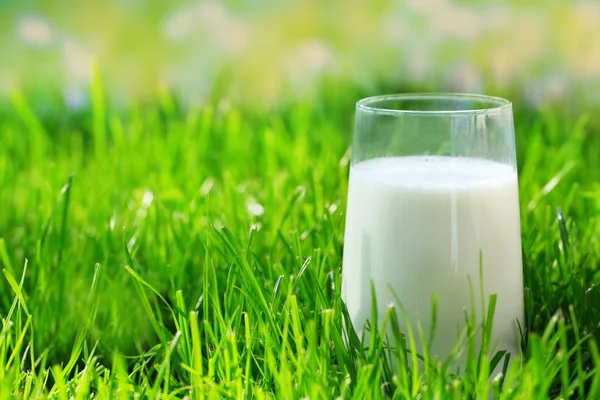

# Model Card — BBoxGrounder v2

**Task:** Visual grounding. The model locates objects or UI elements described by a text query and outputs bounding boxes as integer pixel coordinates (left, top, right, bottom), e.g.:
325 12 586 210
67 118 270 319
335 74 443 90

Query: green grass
0 80 599 398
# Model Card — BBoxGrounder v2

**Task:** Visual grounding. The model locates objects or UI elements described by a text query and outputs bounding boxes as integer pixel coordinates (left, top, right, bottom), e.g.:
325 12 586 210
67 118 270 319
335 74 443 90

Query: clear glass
342 93 524 360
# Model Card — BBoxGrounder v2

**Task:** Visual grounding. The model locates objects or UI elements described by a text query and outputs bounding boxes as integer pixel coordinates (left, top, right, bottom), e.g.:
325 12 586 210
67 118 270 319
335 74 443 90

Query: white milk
342 156 523 359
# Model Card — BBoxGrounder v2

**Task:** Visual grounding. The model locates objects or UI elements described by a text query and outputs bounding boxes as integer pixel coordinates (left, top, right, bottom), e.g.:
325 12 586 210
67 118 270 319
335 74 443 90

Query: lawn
1 77 599 398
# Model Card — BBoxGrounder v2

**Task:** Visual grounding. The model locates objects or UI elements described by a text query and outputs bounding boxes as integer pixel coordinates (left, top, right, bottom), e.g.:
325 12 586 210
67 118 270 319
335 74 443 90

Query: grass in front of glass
1 75 600 398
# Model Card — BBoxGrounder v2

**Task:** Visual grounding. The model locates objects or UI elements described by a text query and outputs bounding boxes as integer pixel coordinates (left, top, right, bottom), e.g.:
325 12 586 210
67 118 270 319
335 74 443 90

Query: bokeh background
2 0 600 108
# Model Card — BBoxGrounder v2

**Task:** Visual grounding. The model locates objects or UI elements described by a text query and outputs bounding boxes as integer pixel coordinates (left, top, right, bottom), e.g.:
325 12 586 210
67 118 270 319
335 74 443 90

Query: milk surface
342 156 523 359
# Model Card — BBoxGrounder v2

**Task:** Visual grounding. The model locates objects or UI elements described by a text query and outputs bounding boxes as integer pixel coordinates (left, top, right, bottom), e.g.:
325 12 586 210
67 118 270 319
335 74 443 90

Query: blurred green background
2 0 600 107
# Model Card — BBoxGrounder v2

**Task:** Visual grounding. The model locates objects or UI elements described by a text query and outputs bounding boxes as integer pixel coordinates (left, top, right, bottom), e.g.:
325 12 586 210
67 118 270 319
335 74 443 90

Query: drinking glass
342 93 523 359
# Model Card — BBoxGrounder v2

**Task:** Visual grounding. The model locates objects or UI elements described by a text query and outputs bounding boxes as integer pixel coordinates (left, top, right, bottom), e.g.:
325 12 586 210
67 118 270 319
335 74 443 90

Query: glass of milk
342 93 523 361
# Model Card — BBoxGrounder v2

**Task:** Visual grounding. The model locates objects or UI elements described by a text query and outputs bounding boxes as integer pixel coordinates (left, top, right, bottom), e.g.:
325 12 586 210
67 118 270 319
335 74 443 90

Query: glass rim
356 93 512 116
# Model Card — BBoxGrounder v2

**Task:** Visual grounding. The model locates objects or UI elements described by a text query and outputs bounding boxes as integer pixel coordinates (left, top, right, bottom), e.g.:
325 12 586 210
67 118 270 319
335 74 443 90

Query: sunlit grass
0 79 599 398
